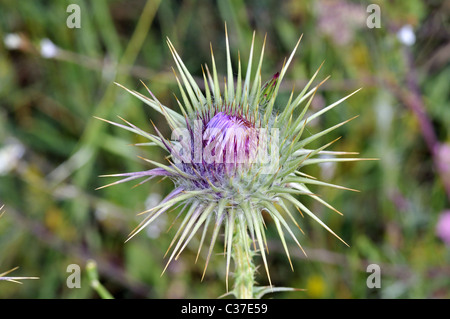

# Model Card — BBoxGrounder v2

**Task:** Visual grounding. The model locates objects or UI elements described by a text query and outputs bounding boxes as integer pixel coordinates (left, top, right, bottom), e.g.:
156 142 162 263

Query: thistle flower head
98 26 369 289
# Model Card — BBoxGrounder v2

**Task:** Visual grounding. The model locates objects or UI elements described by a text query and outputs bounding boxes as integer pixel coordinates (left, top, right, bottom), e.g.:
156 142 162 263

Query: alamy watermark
171 122 280 175
366 263 381 289
64 4 381 30
366 4 381 29
66 4 81 29
66 263 81 288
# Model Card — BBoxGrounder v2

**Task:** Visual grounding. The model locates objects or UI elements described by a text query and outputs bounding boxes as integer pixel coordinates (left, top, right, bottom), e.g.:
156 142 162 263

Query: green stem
86 260 114 299
232 218 256 299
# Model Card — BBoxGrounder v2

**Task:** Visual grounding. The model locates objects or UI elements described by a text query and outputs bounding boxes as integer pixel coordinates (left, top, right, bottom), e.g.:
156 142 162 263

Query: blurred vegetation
0 0 449 299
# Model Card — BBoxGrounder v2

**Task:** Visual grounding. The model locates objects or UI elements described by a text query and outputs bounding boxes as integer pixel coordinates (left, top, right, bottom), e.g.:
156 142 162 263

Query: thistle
98 26 369 298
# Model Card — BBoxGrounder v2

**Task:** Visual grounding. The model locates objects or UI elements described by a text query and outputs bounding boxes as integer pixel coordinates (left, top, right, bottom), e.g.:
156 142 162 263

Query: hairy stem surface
232 216 256 299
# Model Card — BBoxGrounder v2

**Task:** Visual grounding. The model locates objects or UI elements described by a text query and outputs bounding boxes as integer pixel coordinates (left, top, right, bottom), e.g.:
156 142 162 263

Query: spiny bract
98 27 368 288
0 206 39 284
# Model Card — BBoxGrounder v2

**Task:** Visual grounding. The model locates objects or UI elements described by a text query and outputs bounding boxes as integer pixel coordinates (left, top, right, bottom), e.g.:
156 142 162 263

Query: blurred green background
0 0 449 298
